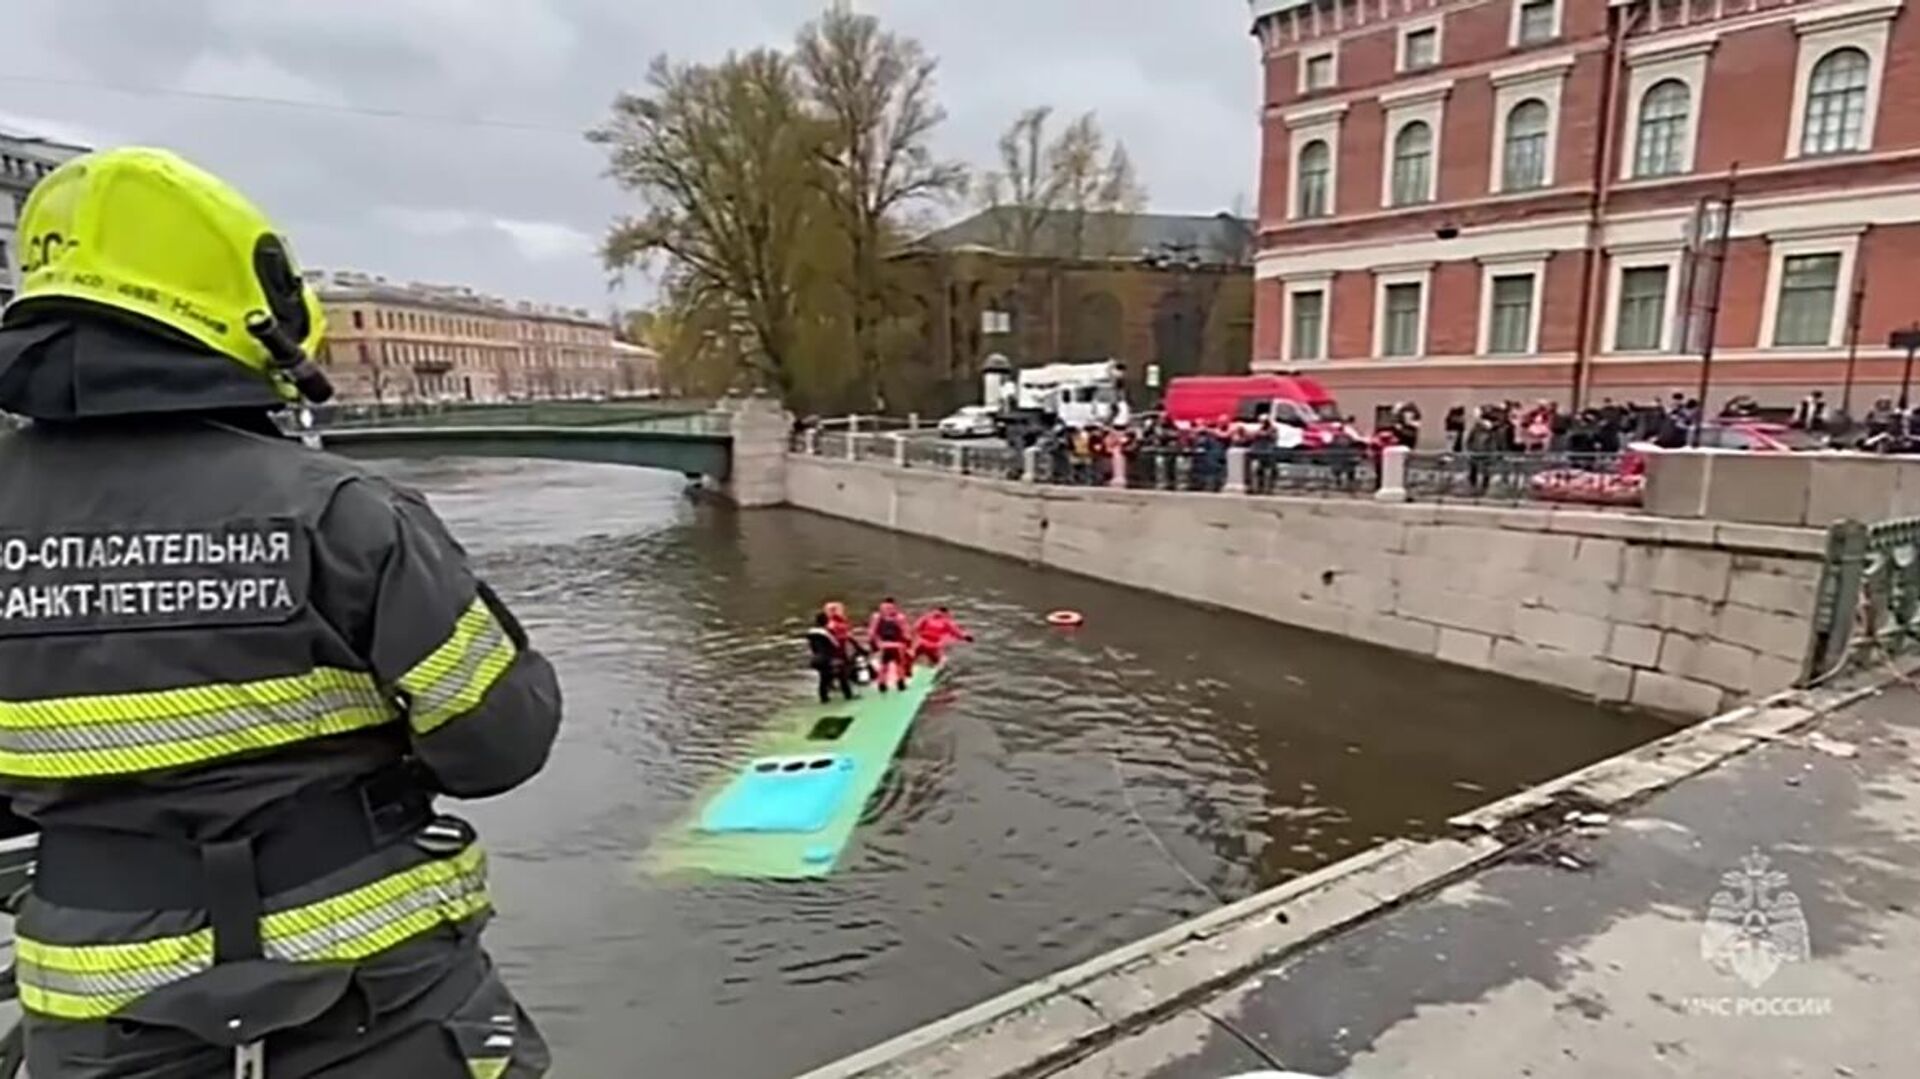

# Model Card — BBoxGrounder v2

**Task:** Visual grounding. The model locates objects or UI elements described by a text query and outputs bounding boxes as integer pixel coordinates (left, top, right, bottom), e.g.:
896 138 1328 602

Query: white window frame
1785 6 1894 160
1602 245 1684 354
1510 0 1562 48
1372 264 1434 360
1620 42 1711 181
1476 253 1550 356
1299 44 1339 95
1379 82 1451 209
1285 105 1346 222
1283 273 1334 362
1757 227 1863 350
1490 58 1572 194
1399 17 1445 74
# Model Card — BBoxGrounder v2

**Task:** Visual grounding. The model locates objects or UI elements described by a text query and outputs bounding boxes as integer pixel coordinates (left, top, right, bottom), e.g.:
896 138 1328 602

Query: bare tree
590 51 827 398
363 361 389 408
1048 113 1147 259
978 108 1149 259
797 2 967 406
978 107 1061 257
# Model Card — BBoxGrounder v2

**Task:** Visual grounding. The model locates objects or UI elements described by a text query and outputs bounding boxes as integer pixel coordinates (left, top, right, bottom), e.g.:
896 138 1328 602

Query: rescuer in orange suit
912 606 973 667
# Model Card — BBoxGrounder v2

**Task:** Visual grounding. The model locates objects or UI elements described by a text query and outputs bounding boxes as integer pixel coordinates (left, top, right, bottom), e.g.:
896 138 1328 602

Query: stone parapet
1644 449 1920 528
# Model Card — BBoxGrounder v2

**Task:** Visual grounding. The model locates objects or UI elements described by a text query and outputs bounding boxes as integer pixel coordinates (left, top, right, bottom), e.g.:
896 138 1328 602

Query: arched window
1073 291 1123 359
1297 140 1331 218
1390 121 1433 206
1633 79 1690 178
1801 48 1871 156
1502 99 1550 191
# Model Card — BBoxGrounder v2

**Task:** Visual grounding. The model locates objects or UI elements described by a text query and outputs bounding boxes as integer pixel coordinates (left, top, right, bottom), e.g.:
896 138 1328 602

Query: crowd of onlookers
1020 387 1920 492
813 385 1920 497
1383 394 1727 455
1030 415 1370 492
1407 390 1920 455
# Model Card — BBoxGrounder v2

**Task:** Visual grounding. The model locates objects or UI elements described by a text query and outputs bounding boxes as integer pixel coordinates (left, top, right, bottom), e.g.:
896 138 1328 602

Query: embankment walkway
798 671 1920 1079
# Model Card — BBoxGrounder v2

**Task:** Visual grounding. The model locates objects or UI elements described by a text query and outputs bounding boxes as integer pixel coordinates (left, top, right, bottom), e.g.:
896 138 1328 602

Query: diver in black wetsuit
808 613 855 703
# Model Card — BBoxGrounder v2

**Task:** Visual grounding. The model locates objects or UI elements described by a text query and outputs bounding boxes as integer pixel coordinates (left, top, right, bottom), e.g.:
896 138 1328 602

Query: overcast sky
0 1 1257 312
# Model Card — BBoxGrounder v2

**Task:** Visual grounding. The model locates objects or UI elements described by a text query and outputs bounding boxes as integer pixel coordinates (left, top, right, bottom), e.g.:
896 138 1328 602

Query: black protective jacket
0 311 560 1077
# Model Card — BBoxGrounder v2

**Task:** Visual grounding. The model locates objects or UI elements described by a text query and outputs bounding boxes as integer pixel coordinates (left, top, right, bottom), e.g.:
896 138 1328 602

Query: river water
382 457 1671 1078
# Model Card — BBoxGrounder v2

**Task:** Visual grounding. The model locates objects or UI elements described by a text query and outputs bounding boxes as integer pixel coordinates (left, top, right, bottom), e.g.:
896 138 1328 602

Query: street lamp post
1839 278 1867 419
1892 324 1920 413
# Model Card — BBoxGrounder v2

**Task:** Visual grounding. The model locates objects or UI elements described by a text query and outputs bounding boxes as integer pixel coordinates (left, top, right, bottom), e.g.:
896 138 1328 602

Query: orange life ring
1047 610 1084 628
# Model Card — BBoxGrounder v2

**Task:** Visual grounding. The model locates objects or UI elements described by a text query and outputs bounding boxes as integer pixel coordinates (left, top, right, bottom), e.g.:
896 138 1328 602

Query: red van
1162 374 1352 445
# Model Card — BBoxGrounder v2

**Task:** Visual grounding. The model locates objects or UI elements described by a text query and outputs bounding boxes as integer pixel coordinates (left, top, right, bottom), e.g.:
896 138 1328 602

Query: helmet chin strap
246 312 335 405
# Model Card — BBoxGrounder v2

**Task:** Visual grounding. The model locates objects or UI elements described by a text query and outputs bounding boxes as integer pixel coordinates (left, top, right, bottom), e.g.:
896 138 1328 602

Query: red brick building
1250 0 1920 420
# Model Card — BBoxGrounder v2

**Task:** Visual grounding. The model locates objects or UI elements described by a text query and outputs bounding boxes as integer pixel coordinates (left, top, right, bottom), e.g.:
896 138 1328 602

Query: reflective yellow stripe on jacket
400 597 516 734
0 668 395 780
16 845 491 1020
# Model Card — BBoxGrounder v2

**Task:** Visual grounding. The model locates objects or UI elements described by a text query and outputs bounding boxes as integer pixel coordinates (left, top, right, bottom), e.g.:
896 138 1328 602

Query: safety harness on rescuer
0 149 542 1077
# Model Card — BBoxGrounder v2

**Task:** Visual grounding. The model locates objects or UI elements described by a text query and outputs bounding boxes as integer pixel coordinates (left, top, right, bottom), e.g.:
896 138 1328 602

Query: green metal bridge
316 407 736 481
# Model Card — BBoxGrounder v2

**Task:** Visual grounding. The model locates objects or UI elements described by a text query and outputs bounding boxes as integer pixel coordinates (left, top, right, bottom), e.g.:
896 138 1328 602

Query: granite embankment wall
785 454 1828 718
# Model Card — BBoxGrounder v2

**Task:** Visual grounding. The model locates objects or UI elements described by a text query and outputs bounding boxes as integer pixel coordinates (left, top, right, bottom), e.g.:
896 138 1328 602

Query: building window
1801 48 1871 157
1297 140 1332 219
1383 283 1423 357
1503 100 1550 191
1773 253 1842 347
351 310 364 330
1615 267 1670 352
1304 50 1336 92
1390 122 1434 207
1517 0 1557 45
1290 290 1325 361
1402 26 1439 72
1488 274 1535 354
1634 80 1690 179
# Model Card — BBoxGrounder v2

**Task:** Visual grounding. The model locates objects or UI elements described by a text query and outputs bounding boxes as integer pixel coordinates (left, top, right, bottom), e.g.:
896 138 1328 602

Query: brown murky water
381 457 1670 1078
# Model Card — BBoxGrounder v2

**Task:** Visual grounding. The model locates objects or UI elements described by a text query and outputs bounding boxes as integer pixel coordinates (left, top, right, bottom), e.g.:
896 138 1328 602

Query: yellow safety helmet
10 147 330 402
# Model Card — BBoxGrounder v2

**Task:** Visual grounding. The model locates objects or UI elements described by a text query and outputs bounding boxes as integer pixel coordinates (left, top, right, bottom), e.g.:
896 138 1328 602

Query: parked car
937 405 999 439
1624 420 1822 459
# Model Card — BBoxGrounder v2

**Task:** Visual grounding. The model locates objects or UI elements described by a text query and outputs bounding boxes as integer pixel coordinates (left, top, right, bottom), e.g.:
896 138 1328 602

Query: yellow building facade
308 271 654 404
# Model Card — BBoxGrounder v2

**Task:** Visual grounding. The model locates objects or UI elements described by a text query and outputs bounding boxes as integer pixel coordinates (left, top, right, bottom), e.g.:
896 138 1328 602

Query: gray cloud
0 0 1257 310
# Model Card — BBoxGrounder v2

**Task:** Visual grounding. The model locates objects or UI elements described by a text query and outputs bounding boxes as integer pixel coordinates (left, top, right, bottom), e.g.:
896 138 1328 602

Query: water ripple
375 457 1674 1079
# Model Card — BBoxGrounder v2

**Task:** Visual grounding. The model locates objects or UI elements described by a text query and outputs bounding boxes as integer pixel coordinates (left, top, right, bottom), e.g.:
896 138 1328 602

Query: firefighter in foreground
0 148 561 1076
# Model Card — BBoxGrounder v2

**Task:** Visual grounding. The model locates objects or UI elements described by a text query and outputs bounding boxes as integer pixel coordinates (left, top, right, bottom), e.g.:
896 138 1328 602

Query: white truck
981 356 1131 432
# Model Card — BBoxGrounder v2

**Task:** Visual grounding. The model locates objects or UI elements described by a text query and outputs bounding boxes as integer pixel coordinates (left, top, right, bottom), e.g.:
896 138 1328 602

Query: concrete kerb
790 837 1506 1079
795 667 1903 1079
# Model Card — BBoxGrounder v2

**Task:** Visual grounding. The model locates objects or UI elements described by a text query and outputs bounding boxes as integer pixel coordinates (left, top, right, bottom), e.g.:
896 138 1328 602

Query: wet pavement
1062 680 1920 1079
368 458 1668 1078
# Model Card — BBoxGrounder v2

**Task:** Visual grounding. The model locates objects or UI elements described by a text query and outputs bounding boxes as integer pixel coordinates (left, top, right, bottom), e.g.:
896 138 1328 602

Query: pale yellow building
307 270 629 405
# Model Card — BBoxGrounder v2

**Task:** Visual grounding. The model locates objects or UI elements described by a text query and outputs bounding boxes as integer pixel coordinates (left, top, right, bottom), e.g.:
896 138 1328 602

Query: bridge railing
1802 515 1920 686
813 414 918 434
798 429 1021 479
791 420 1645 510
315 400 716 430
